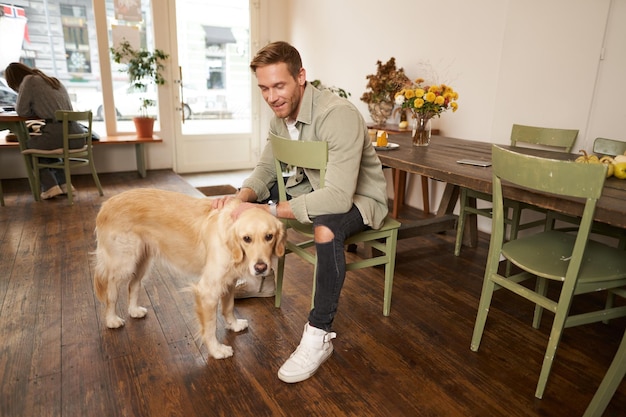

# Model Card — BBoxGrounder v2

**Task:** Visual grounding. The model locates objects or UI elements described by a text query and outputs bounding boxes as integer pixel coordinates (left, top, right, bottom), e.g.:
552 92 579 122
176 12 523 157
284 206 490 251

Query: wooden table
0 113 163 184
375 132 626 247
0 113 38 200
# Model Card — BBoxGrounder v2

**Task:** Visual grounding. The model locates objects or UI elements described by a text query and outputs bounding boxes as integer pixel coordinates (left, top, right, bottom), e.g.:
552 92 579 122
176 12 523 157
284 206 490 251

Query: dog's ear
273 220 286 257
219 204 245 264
227 226 245 264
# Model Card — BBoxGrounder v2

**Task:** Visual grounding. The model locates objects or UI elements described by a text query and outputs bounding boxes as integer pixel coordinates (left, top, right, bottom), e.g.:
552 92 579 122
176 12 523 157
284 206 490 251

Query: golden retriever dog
93 188 285 359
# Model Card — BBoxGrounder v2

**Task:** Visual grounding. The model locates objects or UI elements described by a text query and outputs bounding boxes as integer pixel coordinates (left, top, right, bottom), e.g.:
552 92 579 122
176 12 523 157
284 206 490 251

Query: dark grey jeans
266 182 368 330
308 205 368 331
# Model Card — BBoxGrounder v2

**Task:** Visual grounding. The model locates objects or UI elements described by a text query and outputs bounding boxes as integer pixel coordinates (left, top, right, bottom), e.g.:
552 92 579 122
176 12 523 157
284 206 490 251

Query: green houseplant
311 79 351 99
110 40 169 137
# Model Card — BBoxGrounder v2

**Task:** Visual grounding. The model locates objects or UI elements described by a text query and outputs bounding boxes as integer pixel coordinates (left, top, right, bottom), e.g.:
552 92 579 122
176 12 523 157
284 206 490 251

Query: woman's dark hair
4 62 62 92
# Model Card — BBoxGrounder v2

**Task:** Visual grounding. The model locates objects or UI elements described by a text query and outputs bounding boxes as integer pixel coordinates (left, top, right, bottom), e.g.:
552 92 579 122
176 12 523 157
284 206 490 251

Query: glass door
168 0 258 173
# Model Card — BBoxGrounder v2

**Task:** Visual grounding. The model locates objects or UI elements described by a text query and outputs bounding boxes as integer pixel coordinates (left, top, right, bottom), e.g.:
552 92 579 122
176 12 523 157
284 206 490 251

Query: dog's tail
93 249 108 303
93 225 110 302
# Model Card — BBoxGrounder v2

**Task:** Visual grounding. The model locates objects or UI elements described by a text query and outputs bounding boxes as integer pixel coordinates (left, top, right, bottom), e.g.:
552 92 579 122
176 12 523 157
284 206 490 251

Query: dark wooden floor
1 170 625 417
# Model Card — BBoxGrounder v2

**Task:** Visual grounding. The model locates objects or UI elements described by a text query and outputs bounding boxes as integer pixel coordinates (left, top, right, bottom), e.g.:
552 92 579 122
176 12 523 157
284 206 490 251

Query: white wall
287 0 620 222
4 0 624 222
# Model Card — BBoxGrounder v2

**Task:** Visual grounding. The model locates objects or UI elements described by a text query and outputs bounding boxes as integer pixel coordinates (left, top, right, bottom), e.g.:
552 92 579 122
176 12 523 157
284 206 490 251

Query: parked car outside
0 77 17 109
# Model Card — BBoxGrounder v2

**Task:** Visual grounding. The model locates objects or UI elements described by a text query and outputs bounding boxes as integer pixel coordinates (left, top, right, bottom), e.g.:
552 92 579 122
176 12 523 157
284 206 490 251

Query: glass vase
412 114 432 146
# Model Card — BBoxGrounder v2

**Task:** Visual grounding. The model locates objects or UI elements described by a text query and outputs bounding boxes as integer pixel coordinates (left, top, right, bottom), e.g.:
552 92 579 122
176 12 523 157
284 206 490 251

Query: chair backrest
593 137 626 156
510 124 578 153
269 132 328 202
55 110 93 152
491 145 607 265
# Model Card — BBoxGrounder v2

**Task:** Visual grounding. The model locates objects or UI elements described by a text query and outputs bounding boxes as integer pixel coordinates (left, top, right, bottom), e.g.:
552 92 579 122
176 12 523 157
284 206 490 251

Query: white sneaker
234 272 275 299
60 183 76 194
278 323 336 383
40 185 63 200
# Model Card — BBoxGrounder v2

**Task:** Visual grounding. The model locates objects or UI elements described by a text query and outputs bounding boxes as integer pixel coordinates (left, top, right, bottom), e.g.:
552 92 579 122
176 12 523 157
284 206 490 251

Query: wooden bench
0 132 163 178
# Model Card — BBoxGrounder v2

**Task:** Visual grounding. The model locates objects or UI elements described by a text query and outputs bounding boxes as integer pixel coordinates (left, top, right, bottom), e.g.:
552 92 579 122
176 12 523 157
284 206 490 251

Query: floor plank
0 170 625 417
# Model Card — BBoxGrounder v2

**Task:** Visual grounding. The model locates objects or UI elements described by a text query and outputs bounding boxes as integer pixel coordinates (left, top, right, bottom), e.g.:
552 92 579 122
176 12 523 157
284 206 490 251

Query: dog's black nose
254 262 268 275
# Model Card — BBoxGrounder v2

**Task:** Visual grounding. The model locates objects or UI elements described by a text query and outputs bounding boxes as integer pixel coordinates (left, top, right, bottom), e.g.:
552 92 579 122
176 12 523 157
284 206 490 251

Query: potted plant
360 57 410 127
311 79 351 99
110 40 169 137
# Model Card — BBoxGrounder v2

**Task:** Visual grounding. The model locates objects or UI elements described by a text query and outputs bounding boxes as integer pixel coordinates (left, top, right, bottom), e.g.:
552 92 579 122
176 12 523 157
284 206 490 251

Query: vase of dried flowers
368 101 395 126
361 58 411 127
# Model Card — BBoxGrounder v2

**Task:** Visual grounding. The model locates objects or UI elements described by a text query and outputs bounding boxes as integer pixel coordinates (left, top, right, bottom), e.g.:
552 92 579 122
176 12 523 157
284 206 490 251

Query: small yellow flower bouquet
394 78 459 146
394 78 459 119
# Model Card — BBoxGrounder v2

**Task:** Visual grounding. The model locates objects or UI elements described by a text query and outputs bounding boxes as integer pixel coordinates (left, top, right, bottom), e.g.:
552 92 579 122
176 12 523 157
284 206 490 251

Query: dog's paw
209 343 234 359
226 318 248 332
129 306 148 319
105 315 125 329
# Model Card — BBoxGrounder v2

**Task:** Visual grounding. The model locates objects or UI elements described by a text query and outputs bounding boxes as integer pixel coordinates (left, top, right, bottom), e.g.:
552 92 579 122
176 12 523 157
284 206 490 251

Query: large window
0 0 253 140
61 4 92 74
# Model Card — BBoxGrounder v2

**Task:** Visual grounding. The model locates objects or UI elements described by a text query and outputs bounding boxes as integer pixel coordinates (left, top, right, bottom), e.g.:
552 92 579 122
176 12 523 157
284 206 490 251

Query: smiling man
212 41 389 383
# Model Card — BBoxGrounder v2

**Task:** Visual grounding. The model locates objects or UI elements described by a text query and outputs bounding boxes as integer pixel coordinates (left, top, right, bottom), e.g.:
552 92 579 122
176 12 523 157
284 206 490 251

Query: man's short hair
250 41 302 80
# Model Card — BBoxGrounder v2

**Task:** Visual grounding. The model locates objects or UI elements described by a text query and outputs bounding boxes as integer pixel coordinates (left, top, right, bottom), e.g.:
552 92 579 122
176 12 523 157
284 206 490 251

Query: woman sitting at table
4 62 85 199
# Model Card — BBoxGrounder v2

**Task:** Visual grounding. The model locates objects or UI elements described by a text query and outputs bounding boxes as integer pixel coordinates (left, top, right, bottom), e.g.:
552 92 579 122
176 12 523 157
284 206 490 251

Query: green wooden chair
269 133 401 316
546 137 626 249
471 145 626 399
593 136 626 156
454 124 578 257
583 328 626 417
21 110 103 204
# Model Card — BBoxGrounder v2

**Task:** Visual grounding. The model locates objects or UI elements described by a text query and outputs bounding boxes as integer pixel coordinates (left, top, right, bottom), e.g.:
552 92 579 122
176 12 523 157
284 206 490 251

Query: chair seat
347 215 402 243
22 145 88 155
504 230 626 282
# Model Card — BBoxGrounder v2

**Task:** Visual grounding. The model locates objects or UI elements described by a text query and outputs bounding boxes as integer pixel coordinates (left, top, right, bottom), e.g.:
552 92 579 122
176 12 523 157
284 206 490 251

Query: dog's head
223 202 286 276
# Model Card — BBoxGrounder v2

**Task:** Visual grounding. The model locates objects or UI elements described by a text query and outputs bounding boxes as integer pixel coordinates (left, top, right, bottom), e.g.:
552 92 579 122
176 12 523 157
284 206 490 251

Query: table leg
421 175 430 215
392 168 406 218
463 196 479 248
0 121 38 200
391 169 430 217
437 183 460 217
135 143 147 178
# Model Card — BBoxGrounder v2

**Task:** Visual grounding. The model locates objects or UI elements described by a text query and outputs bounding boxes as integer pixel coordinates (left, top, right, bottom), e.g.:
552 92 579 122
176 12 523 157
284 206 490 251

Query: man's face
255 62 305 121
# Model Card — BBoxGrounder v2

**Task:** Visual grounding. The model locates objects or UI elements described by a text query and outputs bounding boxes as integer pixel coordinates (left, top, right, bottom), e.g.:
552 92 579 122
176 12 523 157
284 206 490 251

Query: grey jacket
16 74 84 150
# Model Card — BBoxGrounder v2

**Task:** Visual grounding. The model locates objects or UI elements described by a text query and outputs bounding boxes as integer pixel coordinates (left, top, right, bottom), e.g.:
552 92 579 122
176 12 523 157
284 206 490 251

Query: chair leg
32 156 41 202
382 230 398 316
470 274 497 351
583 330 626 417
67 182 74 204
89 160 104 196
533 278 548 328
535 293 574 399
274 256 285 308
454 188 469 256
64 161 73 204
504 204 523 276
603 290 616 325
